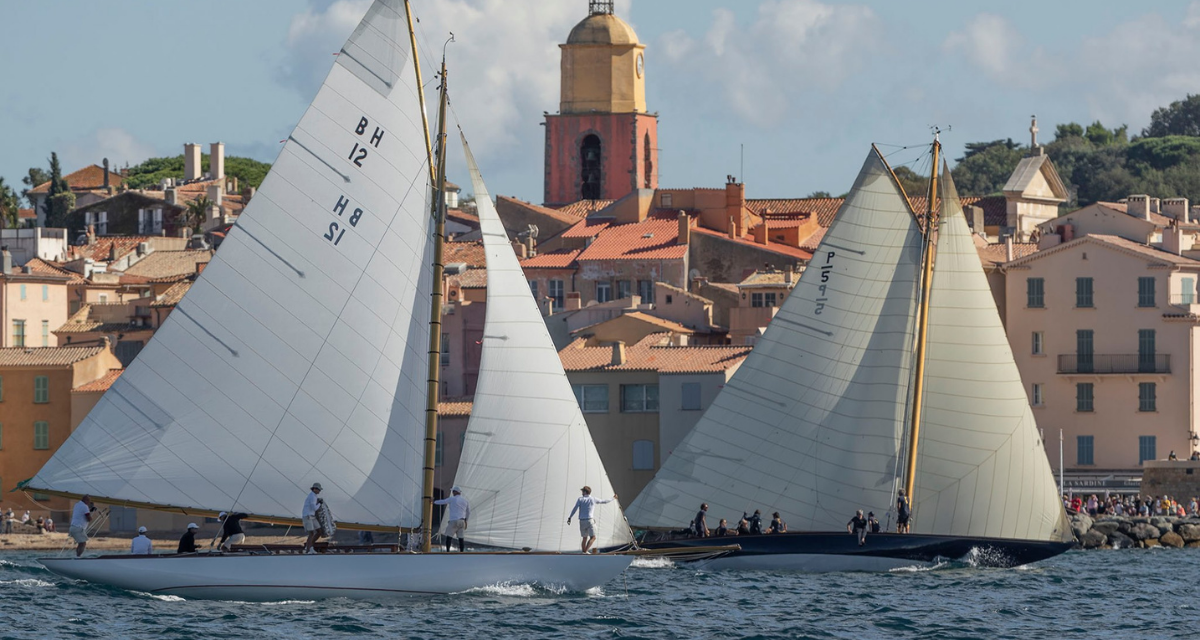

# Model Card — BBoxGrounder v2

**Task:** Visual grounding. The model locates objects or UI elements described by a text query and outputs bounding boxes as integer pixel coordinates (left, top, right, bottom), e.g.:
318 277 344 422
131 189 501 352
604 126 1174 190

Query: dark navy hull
629 531 1073 572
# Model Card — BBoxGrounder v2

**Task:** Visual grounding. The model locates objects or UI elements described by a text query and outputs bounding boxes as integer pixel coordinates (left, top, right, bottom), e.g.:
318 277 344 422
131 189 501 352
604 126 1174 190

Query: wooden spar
402 0 435 187
903 135 941 506
420 60 450 553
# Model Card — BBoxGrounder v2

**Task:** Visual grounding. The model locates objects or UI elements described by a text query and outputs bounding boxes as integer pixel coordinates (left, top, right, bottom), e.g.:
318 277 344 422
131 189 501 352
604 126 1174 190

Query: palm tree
185 196 212 233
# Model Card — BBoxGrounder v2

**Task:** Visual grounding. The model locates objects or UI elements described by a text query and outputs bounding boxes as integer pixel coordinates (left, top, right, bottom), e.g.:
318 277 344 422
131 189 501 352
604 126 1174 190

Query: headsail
26 0 433 529
452 134 633 551
914 167 1072 542
626 149 923 531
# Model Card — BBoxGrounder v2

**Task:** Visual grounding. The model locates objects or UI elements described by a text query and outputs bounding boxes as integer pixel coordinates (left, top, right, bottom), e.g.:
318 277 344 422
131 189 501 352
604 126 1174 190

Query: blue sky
2 1 1199 203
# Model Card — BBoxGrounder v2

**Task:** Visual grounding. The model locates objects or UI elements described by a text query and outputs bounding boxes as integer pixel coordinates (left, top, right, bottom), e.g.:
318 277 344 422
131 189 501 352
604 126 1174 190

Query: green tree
1144 94 1200 137
890 166 928 198
950 138 1024 196
43 152 75 227
20 166 50 207
0 177 20 228
1054 123 1084 140
805 190 831 198
123 154 272 189
185 196 212 233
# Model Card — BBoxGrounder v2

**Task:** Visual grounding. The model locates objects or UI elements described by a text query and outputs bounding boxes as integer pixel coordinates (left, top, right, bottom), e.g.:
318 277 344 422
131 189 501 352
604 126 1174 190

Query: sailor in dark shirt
768 512 786 534
867 512 881 534
218 511 249 550
745 510 763 535
896 489 912 533
736 517 750 535
177 522 200 553
693 503 709 537
715 518 729 537
848 509 868 546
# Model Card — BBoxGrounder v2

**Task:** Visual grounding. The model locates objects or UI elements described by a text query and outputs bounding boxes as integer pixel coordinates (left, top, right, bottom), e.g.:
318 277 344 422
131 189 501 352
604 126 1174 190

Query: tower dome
566 13 640 46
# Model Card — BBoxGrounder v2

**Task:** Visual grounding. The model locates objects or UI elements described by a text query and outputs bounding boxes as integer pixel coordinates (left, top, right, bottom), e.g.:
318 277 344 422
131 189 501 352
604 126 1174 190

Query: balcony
1057 354 1170 375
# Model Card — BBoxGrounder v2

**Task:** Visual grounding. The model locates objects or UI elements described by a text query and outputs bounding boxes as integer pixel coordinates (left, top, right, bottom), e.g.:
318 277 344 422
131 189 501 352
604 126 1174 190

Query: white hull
694 553 935 573
41 552 632 601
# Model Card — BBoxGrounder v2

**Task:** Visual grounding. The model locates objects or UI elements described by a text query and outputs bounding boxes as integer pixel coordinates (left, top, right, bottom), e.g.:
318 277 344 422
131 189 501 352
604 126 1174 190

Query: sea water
0 549 1195 639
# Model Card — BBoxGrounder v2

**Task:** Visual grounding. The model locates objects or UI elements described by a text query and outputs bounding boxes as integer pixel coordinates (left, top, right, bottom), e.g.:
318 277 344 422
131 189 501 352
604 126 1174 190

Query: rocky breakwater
1070 513 1200 549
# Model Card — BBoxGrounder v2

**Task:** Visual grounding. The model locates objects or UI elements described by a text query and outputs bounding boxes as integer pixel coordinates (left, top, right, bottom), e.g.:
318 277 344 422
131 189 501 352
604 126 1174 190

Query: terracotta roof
0 346 105 367
657 282 711 305
438 398 473 416
56 304 131 334
520 249 581 269
758 215 812 229
747 195 1008 229
690 226 814 261
28 165 125 195
69 237 155 262
977 242 1038 267
560 218 613 239
444 241 485 267
23 257 86 284
73 368 123 393
799 227 827 251
497 196 582 227
151 280 193 307
554 199 616 218
448 268 487 289
17 208 35 220
446 208 479 227
576 216 688 262
122 250 213 282
1006 234 1200 267
572 311 694 336
560 333 750 374
739 269 799 287
443 181 461 192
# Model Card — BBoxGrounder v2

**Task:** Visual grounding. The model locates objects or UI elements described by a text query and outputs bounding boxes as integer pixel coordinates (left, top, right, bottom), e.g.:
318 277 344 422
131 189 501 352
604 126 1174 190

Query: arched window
580 134 602 200
643 132 653 188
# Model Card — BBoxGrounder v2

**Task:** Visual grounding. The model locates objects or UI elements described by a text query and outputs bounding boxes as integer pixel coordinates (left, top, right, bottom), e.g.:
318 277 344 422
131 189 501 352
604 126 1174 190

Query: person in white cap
567 486 618 554
130 526 153 555
433 487 470 552
217 511 248 551
302 482 324 554
177 522 200 554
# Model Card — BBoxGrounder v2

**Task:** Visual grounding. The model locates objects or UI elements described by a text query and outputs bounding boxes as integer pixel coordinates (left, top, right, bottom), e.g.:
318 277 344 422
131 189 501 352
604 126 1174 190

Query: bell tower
544 1 658 207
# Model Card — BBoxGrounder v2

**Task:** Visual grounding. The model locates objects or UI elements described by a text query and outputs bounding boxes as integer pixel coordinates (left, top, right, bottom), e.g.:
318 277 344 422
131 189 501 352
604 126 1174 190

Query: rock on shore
1071 513 1200 549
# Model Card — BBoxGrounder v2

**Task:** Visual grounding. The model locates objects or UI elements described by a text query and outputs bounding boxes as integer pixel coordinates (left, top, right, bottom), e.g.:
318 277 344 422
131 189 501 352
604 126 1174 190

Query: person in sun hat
302 482 325 554
433 486 470 552
567 485 618 554
130 526 153 555
177 522 200 554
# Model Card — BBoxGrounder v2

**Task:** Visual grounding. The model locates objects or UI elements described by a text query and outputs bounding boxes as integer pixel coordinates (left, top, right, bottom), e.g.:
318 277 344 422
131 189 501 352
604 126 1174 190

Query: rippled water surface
0 550 1196 639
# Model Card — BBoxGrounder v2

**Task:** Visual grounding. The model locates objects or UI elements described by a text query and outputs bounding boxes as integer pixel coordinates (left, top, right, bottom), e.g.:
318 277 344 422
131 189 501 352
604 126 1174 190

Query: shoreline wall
1070 513 1200 549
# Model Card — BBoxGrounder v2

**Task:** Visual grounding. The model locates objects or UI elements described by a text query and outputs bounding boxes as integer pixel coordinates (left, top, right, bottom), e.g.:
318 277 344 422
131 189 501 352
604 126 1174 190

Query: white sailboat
627 141 1073 571
28 0 631 600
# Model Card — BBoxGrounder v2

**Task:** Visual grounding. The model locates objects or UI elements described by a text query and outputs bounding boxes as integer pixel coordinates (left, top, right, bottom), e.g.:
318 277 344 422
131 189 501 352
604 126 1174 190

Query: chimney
210 142 225 181
86 224 96 245
728 218 736 239
610 341 626 366
165 188 177 205
103 158 110 189
784 268 794 285
1 247 11 275
677 210 690 245
1151 198 1161 215
1163 198 1190 223
1004 236 1014 262
184 143 202 181
753 223 768 245
1128 194 1151 221
511 239 528 259
137 242 150 257
965 205 984 233
540 296 553 317
725 180 745 237
566 291 582 311
206 183 224 207
227 175 238 194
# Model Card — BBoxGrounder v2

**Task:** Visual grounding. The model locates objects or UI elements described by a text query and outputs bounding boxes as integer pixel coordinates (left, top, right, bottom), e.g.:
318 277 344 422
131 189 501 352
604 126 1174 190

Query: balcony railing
1170 293 1199 306
1057 354 1170 374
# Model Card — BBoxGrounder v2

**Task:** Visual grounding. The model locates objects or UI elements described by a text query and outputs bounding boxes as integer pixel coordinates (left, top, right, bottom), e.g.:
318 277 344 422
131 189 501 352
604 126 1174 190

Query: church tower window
581 134 602 200
643 133 653 189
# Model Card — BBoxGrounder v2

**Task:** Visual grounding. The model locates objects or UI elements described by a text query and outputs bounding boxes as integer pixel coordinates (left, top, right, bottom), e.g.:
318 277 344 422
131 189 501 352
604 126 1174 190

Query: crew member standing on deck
302 483 324 554
693 503 709 537
896 489 912 534
567 486 617 554
70 495 96 557
217 511 249 551
433 486 470 552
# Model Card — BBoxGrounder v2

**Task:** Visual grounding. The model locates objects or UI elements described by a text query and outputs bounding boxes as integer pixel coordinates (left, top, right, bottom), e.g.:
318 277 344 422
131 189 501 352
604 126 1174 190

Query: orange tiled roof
74 368 123 393
977 242 1038 267
560 218 612 239
69 236 156 262
554 199 616 218
28 165 125 195
0 346 105 367
690 226 813 261
497 196 582 227
17 208 35 220
22 258 85 284
151 280 193 307
739 269 799 287
56 304 131 334
572 311 694 336
1006 234 1200 267
446 208 479 227
122 250 213 282
444 241 485 267
747 194 1008 228
448 268 487 289
520 249 581 269
799 227 827 251
438 398 473 416
560 333 750 374
576 216 687 262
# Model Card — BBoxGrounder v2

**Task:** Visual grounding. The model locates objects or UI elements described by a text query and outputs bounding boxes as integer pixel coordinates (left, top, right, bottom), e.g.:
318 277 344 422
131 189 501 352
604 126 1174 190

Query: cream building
1 250 70 348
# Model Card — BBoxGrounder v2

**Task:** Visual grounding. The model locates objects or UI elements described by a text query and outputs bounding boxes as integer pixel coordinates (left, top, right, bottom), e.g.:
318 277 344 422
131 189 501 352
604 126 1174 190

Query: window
98 294 108 303
661 192 673 208
33 421 49 450
1027 278 1044 308
1076 382 1094 412
622 384 659 412
34 376 48 404
638 280 655 304
1138 277 1156 307
97 211 108 235
153 208 163 234
1031 331 1044 355
681 382 702 411
1139 435 1157 464
1076 277 1093 308
12 320 25 347
528 280 539 299
751 292 764 308
572 384 610 413
643 133 653 189
138 209 148 234
580 134 602 200
1138 329 1156 372
617 280 631 300
1184 277 1196 305
41 320 48 347
1077 436 1094 466
1031 383 1044 407
1139 382 1157 412
765 292 777 307
596 281 612 303
440 332 449 367
549 280 564 311
435 431 444 466
42 285 48 302
632 440 655 470
19 284 26 301
1076 330 1094 373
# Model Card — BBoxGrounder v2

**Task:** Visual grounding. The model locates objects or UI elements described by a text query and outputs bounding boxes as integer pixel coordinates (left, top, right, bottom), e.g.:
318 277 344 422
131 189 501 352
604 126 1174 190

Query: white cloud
653 0 881 127
1185 1 1200 29
61 128 158 172
942 14 1061 91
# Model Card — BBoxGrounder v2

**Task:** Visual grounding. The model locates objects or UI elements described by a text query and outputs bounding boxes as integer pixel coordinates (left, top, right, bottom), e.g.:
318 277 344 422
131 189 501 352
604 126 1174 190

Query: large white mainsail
27 0 433 529
451 134 633 551
626 149 923 531
913 167 1071 542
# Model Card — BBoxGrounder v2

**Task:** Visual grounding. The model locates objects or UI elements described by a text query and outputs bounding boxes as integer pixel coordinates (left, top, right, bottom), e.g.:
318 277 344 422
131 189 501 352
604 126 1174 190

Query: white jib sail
914 167 1072 542
626 149 923 531
451 134 633 551
28 0 433 529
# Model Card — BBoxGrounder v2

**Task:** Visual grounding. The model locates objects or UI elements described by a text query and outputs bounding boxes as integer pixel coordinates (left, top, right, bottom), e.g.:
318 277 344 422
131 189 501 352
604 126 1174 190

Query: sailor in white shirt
302 482 324 554
130 526 153 555
567 486 618 554
433 486 470 552
70 495 96 557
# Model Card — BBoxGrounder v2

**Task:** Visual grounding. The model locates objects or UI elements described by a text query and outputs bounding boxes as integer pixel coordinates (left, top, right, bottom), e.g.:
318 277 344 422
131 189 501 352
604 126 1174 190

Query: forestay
914 168 1072 542
626 149 923 531
27 0 433 529
451 134 632 551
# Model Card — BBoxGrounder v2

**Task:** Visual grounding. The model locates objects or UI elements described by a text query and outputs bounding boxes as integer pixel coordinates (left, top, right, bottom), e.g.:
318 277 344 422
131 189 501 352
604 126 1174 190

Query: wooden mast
902 134 941 506
420 59 450 553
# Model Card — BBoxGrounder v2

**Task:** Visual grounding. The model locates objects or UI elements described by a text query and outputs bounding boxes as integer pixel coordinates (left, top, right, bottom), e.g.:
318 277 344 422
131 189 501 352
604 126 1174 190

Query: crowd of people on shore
1 508 55 534
1066 492 1200 518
